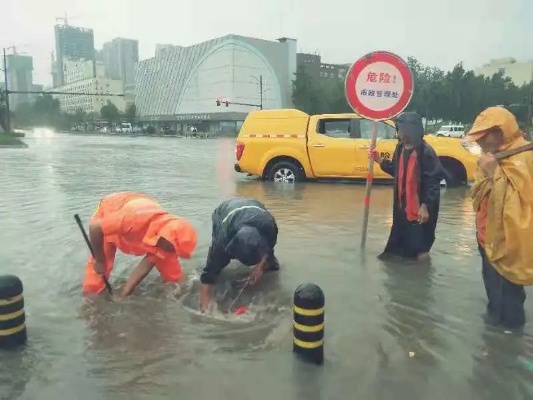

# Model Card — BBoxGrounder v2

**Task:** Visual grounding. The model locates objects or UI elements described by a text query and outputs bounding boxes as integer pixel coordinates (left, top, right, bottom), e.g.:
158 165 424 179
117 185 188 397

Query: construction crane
55 12 78 26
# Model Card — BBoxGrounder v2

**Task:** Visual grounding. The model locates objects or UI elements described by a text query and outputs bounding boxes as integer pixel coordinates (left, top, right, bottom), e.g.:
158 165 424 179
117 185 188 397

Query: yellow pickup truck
234 109 480 185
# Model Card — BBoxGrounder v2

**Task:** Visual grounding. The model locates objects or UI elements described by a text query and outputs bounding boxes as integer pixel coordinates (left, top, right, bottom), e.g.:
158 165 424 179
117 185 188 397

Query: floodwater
1 131 533 400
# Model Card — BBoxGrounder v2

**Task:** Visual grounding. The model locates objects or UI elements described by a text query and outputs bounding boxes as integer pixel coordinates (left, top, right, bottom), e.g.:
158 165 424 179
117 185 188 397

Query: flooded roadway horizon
1 131 532 400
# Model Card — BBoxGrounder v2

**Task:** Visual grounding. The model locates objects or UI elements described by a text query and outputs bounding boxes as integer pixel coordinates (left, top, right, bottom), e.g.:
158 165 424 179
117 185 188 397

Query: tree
100 101 121 123
124 104 136 124
292 56 531 126
73 108 88 125
0 89 8 132
32 94 62 127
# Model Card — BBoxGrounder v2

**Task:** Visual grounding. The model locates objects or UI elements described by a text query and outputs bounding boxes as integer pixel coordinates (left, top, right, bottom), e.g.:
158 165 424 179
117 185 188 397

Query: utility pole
259 74 263 110
2 48 11 133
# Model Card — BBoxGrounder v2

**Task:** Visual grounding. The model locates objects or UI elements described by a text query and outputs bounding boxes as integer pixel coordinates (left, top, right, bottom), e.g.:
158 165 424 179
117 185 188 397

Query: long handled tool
495 142 533 161
74 214 113 294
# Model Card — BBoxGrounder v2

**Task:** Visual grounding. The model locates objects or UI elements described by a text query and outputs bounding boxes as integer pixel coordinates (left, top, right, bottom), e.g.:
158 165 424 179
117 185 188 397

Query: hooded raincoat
82 192 198 294
470 107 533 286
200 198 279 285
379 112 443 259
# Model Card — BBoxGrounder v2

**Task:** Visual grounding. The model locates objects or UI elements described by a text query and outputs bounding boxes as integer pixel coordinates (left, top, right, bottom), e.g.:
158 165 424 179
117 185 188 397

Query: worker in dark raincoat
199 198 279 312
370 112 443 261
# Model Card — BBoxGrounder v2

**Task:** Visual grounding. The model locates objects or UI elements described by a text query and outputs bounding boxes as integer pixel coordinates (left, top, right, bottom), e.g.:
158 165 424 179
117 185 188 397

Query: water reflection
470 326 533 399
3 134 533 399
375 259 443 397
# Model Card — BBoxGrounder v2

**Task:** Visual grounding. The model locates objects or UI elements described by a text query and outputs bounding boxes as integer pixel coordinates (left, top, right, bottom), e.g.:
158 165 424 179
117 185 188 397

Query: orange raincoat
470 107 533 285
82 192 197 294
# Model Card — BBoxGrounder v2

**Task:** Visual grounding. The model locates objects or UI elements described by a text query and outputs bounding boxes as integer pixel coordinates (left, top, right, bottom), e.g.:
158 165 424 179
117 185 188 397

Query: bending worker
199 198 280 312
83 192 198 297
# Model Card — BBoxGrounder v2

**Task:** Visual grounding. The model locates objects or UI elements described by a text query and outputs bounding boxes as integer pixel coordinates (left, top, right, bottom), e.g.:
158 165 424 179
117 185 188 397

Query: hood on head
394 111 424 142
160 219 197 259
226 226 268 267
466 106 521 144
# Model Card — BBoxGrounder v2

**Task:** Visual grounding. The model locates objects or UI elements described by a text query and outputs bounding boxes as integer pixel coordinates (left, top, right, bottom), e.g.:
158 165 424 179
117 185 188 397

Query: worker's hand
368 148 382 164
199 284 212 313
418 204 429 224
248 255 267 286
93 259 106 275
478 153 498 178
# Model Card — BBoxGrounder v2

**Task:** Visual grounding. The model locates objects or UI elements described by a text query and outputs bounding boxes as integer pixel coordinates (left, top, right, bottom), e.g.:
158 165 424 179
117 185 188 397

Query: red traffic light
215 98 221 106
225 100 229 107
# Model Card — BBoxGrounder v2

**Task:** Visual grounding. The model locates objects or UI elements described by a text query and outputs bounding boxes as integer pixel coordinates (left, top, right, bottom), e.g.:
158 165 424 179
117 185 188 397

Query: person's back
82 192 197 295
199 197 279 312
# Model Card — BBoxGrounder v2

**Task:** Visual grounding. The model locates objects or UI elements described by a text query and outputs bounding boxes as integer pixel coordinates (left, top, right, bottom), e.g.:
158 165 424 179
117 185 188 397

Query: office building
102 38 139 106
135 34 297 133
53 24 95 87
5 54 34 110
297 52 350 81
49 58 124 115
49 78 125 115
102 38 139 84
474 58 533 87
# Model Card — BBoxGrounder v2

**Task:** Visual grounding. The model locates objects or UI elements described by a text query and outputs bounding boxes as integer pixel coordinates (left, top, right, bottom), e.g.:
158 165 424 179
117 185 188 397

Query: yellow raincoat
469 107 533 285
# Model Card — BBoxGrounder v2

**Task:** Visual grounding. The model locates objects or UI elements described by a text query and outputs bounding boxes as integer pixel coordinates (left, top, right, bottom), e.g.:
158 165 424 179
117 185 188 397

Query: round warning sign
345 51 414 121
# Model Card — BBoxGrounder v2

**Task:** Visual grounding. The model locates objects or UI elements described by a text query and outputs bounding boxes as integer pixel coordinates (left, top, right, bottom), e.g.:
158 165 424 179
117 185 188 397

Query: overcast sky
1 0 531 85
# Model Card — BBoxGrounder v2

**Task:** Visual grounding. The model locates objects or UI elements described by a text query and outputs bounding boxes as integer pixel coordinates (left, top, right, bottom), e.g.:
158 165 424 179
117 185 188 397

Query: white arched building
135 35 297 134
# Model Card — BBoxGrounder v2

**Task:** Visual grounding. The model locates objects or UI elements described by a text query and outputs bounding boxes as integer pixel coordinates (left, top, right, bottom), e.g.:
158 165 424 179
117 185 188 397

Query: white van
436 124 465 138
121 123 133 133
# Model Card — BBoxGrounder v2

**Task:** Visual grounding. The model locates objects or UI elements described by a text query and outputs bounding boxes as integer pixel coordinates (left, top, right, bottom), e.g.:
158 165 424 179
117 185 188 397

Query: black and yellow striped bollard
293 283 324 365
0 275 27 348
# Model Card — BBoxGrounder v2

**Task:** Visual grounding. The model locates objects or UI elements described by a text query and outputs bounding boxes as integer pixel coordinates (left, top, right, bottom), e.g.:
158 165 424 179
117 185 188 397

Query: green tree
0 89 8 131
100 100 121 123
33 94 62 127
124 103 136 123
292 65 325 114
73 108 88 126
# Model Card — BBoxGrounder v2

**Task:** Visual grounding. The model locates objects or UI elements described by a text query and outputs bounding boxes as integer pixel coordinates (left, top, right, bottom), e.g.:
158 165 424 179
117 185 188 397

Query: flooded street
2 131 533 400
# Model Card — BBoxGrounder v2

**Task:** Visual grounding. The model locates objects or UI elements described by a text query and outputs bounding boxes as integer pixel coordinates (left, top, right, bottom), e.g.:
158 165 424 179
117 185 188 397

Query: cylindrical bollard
293 283 324 365
0 275 27 348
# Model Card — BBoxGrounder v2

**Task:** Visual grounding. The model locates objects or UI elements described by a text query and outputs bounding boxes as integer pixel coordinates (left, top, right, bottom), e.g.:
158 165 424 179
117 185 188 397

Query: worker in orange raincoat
82 192 197 297
468 107 533 329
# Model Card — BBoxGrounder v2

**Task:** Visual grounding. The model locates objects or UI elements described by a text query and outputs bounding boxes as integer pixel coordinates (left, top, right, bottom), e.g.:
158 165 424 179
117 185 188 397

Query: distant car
121 123 133 133
436 124 465 138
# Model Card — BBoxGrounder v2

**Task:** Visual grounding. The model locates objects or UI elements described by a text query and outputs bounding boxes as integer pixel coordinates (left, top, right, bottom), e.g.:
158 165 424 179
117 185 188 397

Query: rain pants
379 112 443 259
200 198 279 285
82 192 197 294
469 107 533 328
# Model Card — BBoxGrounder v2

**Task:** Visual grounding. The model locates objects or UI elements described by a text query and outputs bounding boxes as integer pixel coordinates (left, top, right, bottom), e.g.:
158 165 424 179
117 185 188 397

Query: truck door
307 117 358 178
353 119 398 179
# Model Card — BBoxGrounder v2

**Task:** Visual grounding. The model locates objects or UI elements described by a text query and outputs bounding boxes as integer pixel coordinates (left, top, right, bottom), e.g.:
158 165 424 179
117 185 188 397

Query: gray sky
1 0 532 85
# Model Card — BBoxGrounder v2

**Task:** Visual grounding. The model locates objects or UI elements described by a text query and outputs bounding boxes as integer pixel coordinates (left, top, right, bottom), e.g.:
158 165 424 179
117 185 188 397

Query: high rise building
6 54 34 110
53 24 95 87
102 38 139 106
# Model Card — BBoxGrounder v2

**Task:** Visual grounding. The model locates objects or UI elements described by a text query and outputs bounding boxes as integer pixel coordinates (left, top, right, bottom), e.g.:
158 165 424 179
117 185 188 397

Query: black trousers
479 245 526 329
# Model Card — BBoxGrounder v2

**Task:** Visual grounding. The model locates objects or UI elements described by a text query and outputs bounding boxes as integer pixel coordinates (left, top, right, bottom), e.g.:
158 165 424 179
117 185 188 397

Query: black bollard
293 283 325 365
0 275 27 348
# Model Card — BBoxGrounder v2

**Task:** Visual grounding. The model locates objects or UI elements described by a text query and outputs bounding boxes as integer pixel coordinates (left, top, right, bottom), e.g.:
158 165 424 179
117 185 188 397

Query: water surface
1 131 532 400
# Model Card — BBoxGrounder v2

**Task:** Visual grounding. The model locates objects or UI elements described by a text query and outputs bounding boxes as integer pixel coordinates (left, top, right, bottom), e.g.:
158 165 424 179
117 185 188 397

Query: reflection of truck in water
233 109 481 186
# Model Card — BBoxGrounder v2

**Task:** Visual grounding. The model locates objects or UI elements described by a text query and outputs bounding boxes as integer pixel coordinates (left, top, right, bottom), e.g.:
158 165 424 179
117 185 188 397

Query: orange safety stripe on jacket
397 150 420 221
82 192 197 294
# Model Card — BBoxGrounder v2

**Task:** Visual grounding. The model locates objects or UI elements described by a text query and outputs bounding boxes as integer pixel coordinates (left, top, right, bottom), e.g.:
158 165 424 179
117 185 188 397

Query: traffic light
224 100 229 107
215 98 221 106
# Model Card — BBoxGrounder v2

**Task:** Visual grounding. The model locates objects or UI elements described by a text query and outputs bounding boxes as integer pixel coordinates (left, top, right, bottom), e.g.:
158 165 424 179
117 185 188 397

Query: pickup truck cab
234 109 480 185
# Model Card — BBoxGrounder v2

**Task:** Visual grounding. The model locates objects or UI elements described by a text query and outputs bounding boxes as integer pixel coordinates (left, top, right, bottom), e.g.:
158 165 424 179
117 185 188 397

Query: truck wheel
267 161 303 183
